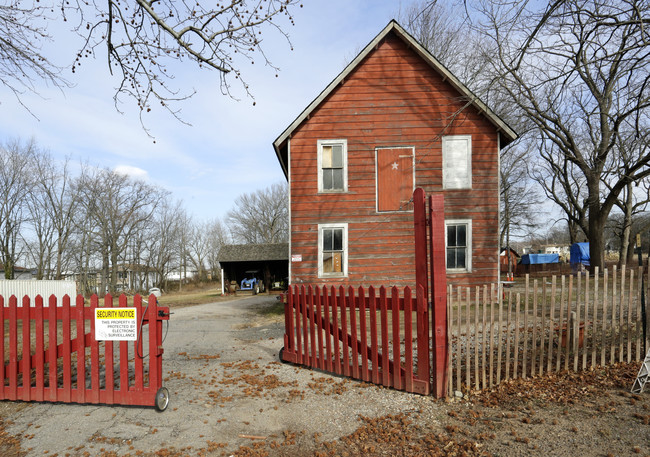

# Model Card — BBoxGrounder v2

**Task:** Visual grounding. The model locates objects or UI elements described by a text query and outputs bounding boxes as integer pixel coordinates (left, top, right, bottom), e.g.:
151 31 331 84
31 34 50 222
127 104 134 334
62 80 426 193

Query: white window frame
317 139 348 193
442 135 472 190
318 223 348 278
445 219 472 273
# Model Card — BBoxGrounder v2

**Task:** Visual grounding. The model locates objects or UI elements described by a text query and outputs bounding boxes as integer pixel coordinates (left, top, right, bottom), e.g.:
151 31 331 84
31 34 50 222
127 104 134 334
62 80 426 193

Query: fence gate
282 188 449 398
0 293 170 410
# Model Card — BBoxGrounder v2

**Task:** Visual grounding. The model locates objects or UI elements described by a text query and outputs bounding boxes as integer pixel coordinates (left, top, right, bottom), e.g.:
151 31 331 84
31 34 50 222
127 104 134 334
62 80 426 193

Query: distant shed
519 253 560 275
500 247 520 274
218 243 288 293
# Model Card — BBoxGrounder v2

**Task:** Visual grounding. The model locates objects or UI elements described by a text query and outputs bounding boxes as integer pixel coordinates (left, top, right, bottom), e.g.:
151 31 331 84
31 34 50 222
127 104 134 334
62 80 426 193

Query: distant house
218 243 288 293
0 266 35 281
113 264 159 292
544 245 570 261
273 20 517 289
165 269 199 282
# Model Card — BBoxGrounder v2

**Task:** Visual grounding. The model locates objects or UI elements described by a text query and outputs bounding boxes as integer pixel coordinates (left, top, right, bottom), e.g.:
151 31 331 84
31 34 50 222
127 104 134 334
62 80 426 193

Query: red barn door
376 147 414 212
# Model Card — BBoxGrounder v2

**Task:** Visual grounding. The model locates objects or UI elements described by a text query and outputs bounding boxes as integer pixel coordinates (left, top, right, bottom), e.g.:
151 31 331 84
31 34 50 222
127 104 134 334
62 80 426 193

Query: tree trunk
619 184 634 267
110 247 119 295
55 246 63 280
588 203 606 272
626 240 635 267
4 259 12 279
101 243 110 296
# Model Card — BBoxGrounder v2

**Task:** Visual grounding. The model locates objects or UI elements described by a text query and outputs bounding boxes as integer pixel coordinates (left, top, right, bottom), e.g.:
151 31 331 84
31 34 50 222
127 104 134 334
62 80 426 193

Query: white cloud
114 165 149 180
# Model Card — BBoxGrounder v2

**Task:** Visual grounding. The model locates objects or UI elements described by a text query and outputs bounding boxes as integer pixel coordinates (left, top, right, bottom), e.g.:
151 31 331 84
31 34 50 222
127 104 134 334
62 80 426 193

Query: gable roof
218 243 288 263
273 20 518 177
500 247 521 258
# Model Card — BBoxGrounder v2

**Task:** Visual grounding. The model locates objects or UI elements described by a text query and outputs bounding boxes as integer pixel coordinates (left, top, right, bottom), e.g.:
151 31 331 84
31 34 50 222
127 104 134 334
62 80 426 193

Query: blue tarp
520 253 559 265
570 242 590 266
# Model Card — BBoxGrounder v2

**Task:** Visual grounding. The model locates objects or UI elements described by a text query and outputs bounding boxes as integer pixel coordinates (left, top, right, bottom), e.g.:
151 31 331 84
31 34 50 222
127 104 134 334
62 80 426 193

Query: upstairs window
446 220 472 272
318 140 347 192
318 223 348 277
442 135 472 189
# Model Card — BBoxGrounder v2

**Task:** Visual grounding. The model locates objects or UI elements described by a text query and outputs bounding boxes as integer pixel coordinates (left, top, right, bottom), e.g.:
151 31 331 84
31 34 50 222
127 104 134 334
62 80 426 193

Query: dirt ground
0 296 648 457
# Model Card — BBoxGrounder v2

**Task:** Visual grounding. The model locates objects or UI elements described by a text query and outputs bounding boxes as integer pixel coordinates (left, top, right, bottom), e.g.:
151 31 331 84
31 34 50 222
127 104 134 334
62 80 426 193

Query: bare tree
206 218 229 281
187 219 212 281
146 199 185 290
24 183 56 280
398 0 490 92
30 151 80 279
529 140 588 245
227 182 288 244
0 139 36 278
0 1 68 108
602 128 650 265
76 166 167 294
2 0 301 119
500 144 543 252
608 180 650 266
472 0 650 270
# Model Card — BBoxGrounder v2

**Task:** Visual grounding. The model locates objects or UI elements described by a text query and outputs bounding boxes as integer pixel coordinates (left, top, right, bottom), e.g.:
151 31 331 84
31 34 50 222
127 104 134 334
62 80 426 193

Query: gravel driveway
2 295 447 456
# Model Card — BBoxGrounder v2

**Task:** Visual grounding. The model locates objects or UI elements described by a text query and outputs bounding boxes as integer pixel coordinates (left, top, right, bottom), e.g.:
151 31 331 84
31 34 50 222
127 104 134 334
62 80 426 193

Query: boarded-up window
376 147 414 212
442 135 472 189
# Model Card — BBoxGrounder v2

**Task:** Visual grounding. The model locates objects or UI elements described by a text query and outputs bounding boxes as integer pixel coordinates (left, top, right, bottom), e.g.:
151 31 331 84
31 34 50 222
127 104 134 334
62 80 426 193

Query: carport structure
218 243 288 293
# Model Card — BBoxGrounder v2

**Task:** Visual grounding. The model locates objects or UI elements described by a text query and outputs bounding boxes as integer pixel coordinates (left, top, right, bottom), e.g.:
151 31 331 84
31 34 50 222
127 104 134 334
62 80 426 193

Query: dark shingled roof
218 243 288 263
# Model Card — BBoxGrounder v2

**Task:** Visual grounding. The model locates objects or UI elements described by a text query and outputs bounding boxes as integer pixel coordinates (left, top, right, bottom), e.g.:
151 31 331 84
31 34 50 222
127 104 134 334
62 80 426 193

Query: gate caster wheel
279 346 291 364
155 387 170 412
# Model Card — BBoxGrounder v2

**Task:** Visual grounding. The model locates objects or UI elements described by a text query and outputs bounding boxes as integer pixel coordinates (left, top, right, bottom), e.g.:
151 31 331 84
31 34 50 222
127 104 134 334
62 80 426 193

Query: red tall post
414 188 448 398
413 188 429 298
428 194 448 398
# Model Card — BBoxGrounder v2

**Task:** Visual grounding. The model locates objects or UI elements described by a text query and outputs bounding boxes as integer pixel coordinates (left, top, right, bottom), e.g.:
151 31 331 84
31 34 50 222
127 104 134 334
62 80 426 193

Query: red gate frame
0 293 169 408
413 188 448 398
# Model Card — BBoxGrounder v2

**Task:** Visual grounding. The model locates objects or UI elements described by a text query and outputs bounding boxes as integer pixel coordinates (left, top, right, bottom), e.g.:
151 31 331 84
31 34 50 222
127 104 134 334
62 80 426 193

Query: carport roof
218 243 288 263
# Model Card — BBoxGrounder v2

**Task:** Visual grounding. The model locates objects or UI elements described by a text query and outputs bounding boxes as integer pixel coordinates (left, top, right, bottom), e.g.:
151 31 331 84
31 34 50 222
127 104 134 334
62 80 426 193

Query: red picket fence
282 284 431 395
281 188 449 398
0 293 170 409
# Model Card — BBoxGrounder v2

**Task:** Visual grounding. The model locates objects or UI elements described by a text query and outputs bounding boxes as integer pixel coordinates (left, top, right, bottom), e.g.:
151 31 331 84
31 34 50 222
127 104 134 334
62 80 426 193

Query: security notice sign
95 308 137 341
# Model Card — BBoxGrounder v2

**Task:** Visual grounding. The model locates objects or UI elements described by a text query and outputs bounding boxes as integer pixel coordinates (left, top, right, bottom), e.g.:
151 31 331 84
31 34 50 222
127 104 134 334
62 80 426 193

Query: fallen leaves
471 362 638 407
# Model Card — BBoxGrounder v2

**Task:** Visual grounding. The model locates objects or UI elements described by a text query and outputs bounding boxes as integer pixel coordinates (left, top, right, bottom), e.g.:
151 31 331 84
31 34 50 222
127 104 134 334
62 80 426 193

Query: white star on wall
391 162 399 170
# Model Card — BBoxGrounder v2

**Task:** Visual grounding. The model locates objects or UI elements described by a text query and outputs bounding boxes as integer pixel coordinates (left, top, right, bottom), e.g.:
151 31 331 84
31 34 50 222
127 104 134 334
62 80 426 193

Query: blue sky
0 1 408 222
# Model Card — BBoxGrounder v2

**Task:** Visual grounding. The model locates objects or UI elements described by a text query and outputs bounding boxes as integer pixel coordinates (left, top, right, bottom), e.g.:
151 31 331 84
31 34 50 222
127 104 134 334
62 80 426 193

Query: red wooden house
273 21 517 289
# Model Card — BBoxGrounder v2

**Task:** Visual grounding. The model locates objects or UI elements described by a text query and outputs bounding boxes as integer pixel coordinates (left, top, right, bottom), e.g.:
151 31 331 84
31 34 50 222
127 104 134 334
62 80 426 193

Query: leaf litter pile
0 360 648 456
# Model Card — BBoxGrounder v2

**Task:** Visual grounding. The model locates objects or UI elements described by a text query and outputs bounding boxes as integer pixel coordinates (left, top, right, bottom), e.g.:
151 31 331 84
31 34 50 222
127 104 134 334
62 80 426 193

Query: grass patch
158 286 236 309
257 300 285 316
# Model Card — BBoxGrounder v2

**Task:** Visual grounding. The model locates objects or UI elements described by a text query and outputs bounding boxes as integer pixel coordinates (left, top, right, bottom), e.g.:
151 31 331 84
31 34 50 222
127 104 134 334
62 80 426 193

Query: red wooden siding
288 32 501 289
